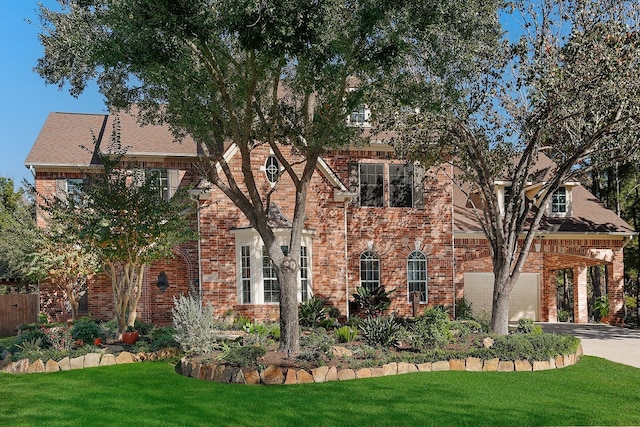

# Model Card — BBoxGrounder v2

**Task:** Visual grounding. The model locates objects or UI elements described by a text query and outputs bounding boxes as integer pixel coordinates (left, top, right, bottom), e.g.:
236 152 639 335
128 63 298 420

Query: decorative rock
198 364 208 380
483 358 499 371
449 359 466 371
1 362 15 373
416 362 432 372
27 359 45 373
355 368 372 379
514 359 532 372
297 369 314 384
100 354 116 367
212 365 227 382
201 363 214 380
432 361 450 371
70 356 84 370
337 369 356 381
382 362 398 376
564 354 576 366
1 351 12 369
230 368 245 384
548 357 556 369
84 353 101 368
261 365 284 385
58 357 71 371
115 351 136 364
190 364 201 379
397 362 417 374
330 346 353 358
576 344 583 357
533 360 550 371
465 357 483 372
311 366 329 383
497 361 514 372
136 352 148 361
45 359 60 372
483 337 494 348
15 359 30 373
284 368 298 385
325 366 338 382
370 367 385 377
555 355 564 368
244 370 261 385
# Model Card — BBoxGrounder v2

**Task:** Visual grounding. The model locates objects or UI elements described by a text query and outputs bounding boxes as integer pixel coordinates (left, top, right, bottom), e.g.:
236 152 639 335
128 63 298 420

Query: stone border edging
0 348 179 374
176 345 583 385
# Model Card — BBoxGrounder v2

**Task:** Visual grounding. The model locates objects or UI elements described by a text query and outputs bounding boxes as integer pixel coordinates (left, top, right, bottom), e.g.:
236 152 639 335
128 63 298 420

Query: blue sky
0 1 106 189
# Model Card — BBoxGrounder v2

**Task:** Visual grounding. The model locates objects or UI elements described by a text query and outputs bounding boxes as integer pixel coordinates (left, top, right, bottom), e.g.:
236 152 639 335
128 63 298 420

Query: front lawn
1 356 638 426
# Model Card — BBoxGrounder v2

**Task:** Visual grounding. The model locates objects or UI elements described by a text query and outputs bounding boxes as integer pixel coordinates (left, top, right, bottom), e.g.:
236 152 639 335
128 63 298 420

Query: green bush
455 297 475 320
515 318 542 335
134 319 154 336
359 316 401 347
352 285 395 317
149 326 178 351
218 344 267 367
232 315 251 330
12 329 50 353
300 328 335 353
335 325 358 343
409 307 452 349
71 318 103 343
298 296 328 327
172 294 219 355
492 333 580 361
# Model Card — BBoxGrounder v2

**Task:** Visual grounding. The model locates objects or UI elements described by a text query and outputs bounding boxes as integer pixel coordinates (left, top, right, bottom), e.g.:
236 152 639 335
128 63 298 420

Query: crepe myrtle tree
384 0 640 334
36 0 501 352
38 126 196 334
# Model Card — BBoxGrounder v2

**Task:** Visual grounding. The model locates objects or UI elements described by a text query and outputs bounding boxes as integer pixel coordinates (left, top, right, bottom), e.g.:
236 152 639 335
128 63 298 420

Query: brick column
573 266 589 323
543 268 557 322
608 252 625 325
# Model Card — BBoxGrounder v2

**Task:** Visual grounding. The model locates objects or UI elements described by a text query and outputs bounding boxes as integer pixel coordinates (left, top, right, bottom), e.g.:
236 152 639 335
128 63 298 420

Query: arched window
407 251 427 303
265 155 280 184
360 250 380 292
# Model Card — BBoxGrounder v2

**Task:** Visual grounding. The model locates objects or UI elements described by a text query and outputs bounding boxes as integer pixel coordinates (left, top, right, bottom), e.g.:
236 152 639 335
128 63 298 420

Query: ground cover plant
1 357 639 426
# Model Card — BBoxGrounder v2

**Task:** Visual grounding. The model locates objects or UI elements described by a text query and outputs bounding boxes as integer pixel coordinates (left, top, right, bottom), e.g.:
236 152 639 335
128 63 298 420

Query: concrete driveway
540 323 640 369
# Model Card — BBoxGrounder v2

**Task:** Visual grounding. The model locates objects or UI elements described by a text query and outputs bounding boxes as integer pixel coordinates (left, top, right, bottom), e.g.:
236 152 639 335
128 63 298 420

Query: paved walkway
540 323 640 369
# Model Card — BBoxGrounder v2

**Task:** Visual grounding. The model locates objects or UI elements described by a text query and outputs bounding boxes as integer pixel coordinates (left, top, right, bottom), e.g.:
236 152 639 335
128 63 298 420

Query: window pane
407 251 427 303
241 246 251 304
360 250 380 292
552 187 567 213
360 164 384 207
389 164 412 207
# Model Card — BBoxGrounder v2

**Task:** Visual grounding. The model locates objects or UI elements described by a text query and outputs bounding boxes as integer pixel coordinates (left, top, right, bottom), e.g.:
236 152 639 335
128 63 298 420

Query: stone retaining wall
0 348 179 374
176 347 583 385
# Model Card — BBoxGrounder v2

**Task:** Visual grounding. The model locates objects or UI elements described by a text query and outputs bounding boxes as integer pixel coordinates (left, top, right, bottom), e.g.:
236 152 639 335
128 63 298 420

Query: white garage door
463 273 540 321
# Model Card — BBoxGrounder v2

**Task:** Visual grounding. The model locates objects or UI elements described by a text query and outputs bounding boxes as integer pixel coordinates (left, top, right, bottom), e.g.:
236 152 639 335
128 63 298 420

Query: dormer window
265 155 280 185
551 187 567 213
348 106 370 126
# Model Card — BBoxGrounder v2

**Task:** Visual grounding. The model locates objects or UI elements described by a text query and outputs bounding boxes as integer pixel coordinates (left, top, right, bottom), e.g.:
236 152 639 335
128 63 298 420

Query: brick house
25 110 634 325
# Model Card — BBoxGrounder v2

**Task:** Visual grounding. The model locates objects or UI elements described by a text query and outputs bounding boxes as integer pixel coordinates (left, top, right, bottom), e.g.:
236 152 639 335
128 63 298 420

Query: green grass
1 356 638 426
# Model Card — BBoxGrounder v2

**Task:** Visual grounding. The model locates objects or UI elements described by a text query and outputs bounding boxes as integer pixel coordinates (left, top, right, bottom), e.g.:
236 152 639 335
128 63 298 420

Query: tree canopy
388 0 640 334
36 0 501 351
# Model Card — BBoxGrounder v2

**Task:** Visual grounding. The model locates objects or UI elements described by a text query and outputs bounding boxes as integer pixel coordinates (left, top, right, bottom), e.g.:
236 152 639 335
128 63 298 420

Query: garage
463 272 540 321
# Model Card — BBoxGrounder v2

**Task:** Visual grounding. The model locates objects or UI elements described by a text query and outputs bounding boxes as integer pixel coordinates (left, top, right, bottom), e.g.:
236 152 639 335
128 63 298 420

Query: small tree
42 126 196 334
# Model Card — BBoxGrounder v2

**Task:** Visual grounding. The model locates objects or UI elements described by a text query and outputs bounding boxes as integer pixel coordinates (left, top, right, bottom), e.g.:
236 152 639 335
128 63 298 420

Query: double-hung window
359 164 384 207
389 164 413 207
407 251 427 303
360 250 380 292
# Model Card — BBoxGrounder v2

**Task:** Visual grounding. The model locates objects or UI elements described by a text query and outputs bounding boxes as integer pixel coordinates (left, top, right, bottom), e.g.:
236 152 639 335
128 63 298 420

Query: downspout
450 167 457 319
344 200 349 319
189 190 204 299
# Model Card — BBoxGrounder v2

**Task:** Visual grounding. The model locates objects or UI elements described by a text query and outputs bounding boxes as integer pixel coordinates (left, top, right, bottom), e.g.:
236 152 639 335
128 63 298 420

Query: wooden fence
0 294 38 337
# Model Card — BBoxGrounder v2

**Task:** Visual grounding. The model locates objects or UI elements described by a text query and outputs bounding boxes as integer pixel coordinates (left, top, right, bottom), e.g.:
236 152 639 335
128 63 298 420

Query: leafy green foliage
352 286 395 317
70 318 103 343
515 318 543 335
409 306 452 349
455 297 474 320
298 296 329 327
359 316 401 347
335 325 358 343
217 343 266 368
149 326 178 351
492 333 580 362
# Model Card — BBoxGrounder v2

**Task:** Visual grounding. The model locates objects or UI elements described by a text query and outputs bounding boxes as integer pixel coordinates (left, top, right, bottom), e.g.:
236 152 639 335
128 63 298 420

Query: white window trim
547 186 572 217
232 228 313 305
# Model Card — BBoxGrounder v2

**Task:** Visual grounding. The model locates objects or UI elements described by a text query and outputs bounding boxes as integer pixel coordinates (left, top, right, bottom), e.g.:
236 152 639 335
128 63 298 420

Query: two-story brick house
25 109 634 325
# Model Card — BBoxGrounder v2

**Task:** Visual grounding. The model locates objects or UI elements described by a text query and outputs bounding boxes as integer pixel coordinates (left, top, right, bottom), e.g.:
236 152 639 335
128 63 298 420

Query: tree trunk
276 260 300 354
490 283 511 335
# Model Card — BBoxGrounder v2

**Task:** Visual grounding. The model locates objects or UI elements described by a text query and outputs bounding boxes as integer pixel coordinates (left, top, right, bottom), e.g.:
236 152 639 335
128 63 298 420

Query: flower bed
176 345 583 385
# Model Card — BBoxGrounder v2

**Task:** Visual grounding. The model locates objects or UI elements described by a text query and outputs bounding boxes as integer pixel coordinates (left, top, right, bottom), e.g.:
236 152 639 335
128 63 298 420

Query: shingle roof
453 163 635 235
25 109 198 169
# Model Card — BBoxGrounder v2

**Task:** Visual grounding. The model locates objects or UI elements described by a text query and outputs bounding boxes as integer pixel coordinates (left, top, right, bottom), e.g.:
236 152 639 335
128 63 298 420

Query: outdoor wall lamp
157 271 169 293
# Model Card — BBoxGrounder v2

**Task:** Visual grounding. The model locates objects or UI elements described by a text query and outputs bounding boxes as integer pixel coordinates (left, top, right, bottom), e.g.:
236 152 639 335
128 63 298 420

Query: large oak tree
36 0 500 352
387 0 640 334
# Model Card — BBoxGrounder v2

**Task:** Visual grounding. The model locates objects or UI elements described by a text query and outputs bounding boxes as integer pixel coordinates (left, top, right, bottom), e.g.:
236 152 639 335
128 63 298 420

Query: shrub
217 343 266 367
71 318 103 344
299 296 328 327
492 333 580 361
133 319 154 336
149 326 178 351
300 328 335 353
359 316 401 347
515 318 542 335
335 325 358 343
43 326 73 351
558 309 571 322
352 285 395 317
12 329 49 353
172 294 219 355
409 306 452 349
232 315 251 330
455 297 474 320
